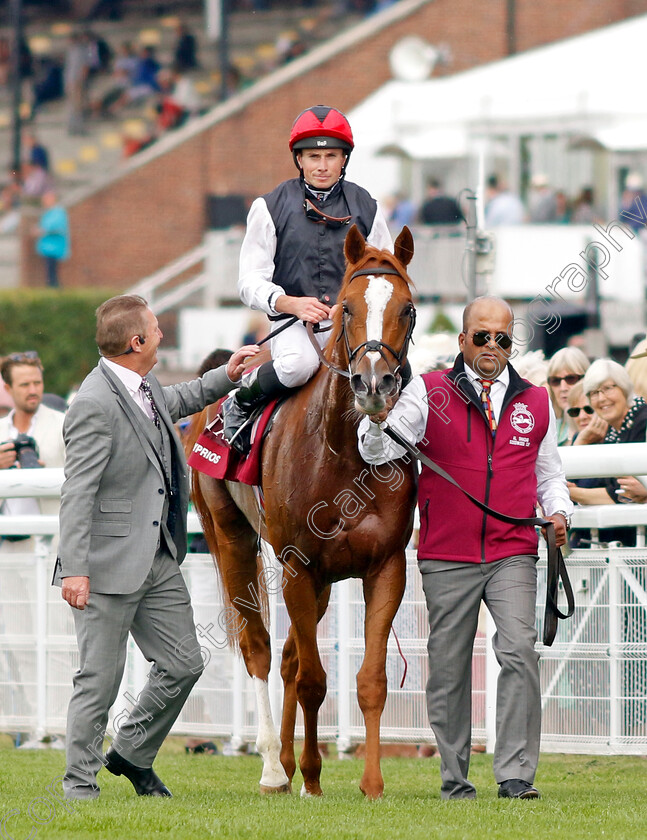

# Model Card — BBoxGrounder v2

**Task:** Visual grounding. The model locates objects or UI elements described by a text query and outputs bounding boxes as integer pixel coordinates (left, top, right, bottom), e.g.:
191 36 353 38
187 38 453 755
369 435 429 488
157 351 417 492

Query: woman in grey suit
55 294 258 800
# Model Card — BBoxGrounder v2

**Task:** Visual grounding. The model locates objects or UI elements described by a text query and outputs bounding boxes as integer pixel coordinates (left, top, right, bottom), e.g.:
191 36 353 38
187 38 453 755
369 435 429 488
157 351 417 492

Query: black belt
382 426 575 646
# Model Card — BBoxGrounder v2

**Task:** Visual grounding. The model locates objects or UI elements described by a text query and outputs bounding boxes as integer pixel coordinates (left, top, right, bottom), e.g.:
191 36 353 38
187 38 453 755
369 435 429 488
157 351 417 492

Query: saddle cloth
187 399 279 486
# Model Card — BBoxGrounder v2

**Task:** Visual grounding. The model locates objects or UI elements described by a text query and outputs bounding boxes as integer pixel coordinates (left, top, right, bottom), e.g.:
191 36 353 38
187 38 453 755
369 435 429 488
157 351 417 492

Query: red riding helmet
289 105 354 175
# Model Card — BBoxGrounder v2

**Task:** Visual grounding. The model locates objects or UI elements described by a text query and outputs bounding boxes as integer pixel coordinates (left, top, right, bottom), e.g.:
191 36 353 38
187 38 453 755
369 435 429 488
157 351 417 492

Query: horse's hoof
300 783 323 798
260 782 292 795
359 784 384 800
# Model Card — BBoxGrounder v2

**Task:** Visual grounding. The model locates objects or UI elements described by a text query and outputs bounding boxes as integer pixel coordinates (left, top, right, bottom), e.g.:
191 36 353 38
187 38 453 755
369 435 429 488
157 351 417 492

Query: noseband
306 265 416 381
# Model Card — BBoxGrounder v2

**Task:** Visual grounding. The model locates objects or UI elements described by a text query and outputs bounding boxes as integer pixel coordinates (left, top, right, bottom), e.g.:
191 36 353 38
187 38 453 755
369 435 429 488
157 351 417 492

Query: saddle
187 398 281 486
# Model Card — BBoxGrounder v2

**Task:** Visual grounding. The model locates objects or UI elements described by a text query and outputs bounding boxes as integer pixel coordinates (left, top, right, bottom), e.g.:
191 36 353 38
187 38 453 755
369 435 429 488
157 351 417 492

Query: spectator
484 174 525 226
527 173 558 223
173 22 199 72
419 177 464 225
90 40 138 117
619 172 647 233
554 190 571 224
565 382 600 445
573 358 647 484
564 382 605 549
567 360 647 540
387 191 416 227
23 130 49 171
34 191 70 288
625 337 647 399
512 349 548 388
21 159 54 203
109 45 160 114
155 66 202 132
571 186 601 225
0 36 11 87
0 351 66 553
0 166 22 216
546 347 590 445
30 54 64 117
64 31 92 135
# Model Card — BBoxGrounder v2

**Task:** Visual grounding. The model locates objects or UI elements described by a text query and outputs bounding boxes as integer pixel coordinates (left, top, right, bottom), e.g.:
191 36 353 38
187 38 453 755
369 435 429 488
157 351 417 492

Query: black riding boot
221 361 291 453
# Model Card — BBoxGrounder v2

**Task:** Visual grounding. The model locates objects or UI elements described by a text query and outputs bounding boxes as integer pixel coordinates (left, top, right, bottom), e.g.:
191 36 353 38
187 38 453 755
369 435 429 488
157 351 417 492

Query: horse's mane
325 243 415 363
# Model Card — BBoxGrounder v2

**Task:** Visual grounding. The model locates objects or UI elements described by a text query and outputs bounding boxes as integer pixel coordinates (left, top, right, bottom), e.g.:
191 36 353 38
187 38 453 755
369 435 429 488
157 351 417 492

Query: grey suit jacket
54 359 232 594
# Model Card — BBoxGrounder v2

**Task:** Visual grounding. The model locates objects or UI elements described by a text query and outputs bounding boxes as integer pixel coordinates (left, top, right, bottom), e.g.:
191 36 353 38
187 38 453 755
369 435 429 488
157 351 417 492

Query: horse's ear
345 224 366 265
393 226 414 267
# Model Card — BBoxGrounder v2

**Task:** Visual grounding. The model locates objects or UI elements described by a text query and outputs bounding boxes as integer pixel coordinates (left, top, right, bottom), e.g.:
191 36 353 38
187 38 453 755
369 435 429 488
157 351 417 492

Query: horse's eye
342 303 350 315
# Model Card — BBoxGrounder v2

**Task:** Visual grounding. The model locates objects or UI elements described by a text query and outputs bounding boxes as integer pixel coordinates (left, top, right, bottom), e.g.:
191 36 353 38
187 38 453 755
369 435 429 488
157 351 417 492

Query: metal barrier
1 448 647 753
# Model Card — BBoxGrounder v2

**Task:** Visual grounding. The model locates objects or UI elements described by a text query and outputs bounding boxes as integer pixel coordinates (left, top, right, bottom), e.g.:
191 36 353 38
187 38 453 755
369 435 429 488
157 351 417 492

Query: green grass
1 743 646 840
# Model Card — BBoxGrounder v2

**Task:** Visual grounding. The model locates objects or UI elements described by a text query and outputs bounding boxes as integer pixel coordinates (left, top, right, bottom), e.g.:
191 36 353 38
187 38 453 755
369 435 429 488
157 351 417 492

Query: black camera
9 434 42 469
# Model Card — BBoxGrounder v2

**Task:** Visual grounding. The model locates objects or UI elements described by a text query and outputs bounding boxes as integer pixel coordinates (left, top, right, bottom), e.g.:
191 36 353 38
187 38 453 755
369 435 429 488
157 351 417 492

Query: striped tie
479 379 497 435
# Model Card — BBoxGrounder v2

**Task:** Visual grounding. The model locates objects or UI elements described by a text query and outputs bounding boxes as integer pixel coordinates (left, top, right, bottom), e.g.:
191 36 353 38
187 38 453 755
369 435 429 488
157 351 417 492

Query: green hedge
0 289 116 397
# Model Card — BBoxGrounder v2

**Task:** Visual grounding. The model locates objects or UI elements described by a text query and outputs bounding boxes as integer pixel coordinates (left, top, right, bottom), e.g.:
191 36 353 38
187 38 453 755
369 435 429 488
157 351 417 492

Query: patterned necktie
139 377 161 430
479 379 497 435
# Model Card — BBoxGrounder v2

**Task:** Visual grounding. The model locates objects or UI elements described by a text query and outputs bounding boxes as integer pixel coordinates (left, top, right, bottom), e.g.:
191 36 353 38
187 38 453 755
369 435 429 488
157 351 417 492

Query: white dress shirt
358 363 573 518
102 358 156 423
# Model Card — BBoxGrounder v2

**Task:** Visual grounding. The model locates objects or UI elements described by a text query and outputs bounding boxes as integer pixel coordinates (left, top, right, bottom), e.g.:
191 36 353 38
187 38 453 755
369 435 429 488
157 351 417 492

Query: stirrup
222 397 264 455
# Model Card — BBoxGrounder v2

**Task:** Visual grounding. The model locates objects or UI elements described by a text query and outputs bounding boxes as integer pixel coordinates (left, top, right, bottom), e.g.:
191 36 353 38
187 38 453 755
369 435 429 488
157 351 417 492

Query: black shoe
498 779 540 799
104 748 172 797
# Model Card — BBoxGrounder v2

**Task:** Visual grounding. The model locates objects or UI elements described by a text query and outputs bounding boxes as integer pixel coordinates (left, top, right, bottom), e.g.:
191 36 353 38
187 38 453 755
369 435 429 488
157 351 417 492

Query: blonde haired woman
546 346 590 445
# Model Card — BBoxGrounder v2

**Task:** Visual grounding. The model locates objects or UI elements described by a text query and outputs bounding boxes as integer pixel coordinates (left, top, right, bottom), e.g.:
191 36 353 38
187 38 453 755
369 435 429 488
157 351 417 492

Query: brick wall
22 0 647 289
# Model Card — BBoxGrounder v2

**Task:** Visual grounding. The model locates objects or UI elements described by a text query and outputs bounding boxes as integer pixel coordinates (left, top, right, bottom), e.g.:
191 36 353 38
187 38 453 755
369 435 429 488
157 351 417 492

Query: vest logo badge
510 402 535 434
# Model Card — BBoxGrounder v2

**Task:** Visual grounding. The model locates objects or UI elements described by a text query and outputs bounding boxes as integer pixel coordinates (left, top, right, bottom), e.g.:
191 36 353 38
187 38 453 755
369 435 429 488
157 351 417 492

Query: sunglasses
6 351 39 363
303 198 352 229
471 331 513 350
547 374 583 388
566 405 595 418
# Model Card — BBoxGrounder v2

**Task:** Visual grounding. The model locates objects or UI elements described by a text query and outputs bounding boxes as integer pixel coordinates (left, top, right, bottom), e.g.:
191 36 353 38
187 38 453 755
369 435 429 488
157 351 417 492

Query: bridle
306 265 416 382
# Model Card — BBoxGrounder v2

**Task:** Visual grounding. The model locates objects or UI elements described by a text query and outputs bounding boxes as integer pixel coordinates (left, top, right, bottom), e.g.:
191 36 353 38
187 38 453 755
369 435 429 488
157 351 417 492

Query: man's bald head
459 296 515 378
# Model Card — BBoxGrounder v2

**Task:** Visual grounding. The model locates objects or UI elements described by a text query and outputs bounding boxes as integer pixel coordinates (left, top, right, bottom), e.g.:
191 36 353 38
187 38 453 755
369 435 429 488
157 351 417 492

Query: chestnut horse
190 225 417 799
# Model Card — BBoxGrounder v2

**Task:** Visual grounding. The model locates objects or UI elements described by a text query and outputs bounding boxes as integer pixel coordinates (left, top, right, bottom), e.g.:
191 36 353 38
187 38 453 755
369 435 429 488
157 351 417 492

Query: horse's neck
316 347 357 457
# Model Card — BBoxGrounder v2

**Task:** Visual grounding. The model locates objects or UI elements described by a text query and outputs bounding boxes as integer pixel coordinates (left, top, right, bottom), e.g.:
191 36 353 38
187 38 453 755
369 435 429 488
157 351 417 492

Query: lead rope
382 425 575 646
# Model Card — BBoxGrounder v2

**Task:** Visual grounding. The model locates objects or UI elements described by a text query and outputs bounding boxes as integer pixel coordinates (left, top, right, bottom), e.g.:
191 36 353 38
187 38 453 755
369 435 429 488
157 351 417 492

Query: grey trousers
419 555 540 799
63 549 204 799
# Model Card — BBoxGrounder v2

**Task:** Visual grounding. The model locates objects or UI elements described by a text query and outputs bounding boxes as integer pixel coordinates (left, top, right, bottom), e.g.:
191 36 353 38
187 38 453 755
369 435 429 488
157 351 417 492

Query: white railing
1 445 647 753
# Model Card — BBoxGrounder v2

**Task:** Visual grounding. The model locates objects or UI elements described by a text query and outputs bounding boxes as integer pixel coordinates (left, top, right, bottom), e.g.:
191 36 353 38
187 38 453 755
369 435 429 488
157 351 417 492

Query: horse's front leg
357 555 407 799
279 586 331 786
282 573 327 796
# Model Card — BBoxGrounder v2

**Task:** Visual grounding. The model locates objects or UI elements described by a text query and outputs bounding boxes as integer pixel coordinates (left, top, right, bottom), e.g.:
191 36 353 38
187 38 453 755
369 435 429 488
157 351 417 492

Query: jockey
222 104 394 450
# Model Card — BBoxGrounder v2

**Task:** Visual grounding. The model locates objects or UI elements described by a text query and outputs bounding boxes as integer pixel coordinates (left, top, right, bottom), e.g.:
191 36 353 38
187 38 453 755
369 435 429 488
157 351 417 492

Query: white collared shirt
2 410 40 517
102 358 156 423
358 364 573 518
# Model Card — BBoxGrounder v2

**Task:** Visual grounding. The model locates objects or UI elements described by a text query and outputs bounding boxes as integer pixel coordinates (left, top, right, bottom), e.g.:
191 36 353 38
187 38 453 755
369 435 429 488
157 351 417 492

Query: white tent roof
349 13 647 172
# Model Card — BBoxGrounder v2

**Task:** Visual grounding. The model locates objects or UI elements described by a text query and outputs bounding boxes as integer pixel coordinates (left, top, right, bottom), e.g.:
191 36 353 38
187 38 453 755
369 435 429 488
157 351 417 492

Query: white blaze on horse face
364 276 394 350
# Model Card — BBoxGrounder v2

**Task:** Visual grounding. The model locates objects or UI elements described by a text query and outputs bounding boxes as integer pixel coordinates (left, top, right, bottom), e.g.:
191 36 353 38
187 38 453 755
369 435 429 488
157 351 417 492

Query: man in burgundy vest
358 296 572 800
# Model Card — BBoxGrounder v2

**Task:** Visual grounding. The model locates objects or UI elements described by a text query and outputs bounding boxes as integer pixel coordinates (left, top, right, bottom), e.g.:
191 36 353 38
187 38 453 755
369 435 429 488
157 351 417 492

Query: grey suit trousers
63 548 204 799
419 554 540 799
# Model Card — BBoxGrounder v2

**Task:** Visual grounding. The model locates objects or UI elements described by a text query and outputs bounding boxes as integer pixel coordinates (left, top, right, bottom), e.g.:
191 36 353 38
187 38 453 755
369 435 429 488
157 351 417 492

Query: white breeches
269 319 331 388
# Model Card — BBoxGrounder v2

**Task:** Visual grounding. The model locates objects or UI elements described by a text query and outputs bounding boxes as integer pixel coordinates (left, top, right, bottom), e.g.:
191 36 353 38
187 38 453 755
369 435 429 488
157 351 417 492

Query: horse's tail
186 408 269 651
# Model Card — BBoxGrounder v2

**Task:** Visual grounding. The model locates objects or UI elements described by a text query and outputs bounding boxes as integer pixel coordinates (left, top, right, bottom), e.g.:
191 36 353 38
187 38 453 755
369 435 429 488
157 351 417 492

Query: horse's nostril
351 373 368 395
377 374 397 396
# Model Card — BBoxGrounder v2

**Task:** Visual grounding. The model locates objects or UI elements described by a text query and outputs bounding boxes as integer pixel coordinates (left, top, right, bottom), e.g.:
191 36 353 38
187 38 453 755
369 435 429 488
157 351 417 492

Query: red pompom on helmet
289 106 354 176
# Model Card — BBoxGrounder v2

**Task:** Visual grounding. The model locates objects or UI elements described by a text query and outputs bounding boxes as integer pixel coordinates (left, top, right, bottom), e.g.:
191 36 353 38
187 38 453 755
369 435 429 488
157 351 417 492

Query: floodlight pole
219 0 229 102
10 0 23 172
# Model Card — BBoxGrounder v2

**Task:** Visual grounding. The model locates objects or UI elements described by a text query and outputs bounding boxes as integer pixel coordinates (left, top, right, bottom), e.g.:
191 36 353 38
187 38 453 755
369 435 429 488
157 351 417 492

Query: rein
382 425 575 647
